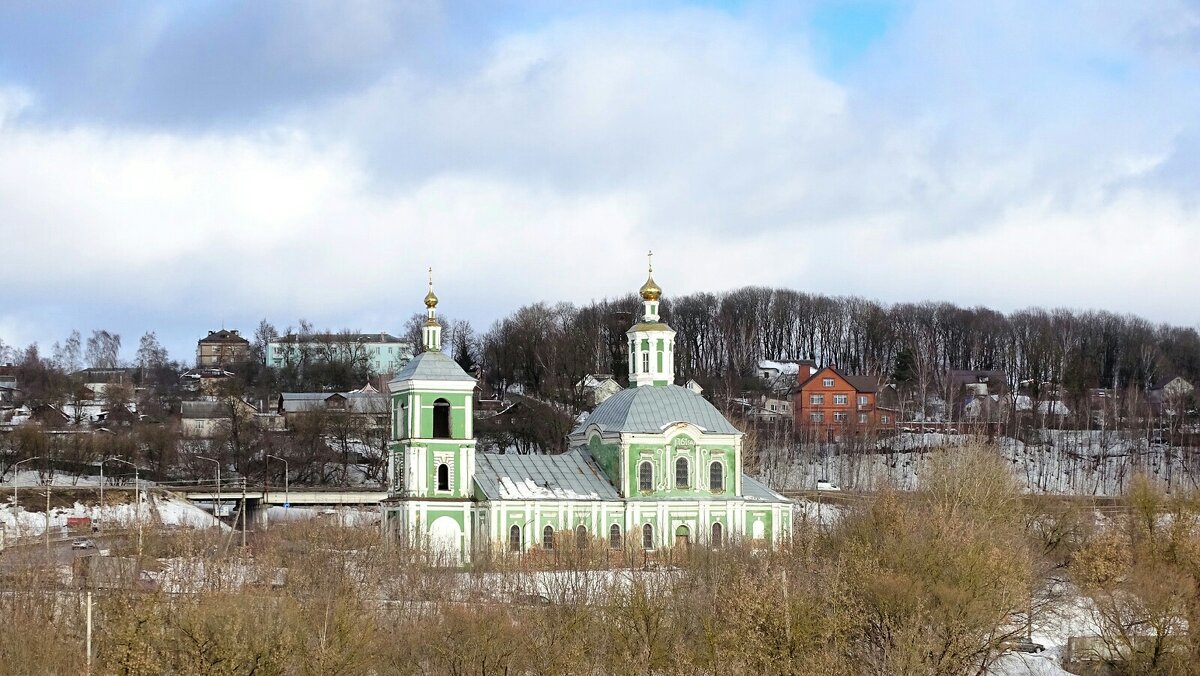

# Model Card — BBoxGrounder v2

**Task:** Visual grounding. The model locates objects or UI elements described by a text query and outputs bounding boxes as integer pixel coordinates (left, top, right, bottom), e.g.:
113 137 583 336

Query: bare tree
85 329 122 369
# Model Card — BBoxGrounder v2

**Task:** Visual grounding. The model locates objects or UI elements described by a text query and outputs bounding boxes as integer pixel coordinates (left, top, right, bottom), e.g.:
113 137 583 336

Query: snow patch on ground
0 492 225 538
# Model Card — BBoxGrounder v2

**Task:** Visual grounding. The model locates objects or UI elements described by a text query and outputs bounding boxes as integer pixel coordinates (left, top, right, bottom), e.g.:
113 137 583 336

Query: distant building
945 369 1010 422
196 329 250 368
792 365 893 441
72 368 139 397
577 374 623 407
180 399 257 438
277 391 390 428
180 367 235 394
0 368 18 405
758 359 816 395
266 333 413 376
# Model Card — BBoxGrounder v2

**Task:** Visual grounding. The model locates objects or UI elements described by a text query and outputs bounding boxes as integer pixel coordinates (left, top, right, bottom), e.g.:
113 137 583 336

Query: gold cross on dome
647 250 653 273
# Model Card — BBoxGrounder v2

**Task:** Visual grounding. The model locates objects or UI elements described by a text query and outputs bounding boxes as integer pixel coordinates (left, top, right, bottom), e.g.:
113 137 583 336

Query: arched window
711 522 723 548
575 524 588 550
436 463 450 491
638 462 652 491
675 457 689 488
641 523 654 550
509 524 521 552
399 403 408 438
543 525 555 549
709 461 723 491
609 523 622 550
432 398 451 438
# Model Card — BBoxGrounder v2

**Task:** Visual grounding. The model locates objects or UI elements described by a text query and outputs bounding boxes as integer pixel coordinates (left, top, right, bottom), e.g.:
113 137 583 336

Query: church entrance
675 525 690 548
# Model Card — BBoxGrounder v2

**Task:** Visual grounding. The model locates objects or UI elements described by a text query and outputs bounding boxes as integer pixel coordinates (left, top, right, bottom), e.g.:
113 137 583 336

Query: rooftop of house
273 332 406 344
794 366 883 394
278 391 388 414
198 329 249 345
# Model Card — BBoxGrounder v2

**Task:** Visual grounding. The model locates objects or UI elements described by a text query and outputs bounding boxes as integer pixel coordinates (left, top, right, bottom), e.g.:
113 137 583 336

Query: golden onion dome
424 266 438 308
639 273 662 301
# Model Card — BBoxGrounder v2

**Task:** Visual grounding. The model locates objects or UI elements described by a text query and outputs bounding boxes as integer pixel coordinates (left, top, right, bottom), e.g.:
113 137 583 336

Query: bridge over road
168 486 388 527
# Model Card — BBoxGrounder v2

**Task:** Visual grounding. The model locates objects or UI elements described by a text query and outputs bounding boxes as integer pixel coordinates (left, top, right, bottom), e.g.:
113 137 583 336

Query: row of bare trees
474 289 1198 404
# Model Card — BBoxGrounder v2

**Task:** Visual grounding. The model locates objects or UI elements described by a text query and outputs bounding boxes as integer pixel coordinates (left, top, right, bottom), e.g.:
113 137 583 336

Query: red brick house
792 365 895 441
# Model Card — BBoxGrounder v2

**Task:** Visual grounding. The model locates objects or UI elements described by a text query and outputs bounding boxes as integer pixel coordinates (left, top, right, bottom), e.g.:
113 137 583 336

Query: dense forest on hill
474 286 1200 408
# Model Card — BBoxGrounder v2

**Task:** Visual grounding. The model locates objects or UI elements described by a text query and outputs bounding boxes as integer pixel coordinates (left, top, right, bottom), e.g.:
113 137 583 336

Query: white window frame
823 378 835 387
675 457 689 489
833 394 848 405
638 461 653 491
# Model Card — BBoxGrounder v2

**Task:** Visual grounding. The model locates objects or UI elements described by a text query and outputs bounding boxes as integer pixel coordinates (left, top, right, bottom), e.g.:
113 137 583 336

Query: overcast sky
1 0 1198 363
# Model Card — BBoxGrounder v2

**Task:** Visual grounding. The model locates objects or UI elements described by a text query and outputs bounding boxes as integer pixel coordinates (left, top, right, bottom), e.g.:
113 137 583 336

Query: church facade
381 265 792 563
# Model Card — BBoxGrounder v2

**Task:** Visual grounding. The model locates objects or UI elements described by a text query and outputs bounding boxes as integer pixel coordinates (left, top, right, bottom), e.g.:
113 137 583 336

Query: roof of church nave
575 384 740 436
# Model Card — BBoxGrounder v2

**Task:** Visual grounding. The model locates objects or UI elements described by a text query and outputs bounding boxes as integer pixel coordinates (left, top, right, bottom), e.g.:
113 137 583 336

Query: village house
577 374 623 407
945 369 1011 423
792 365 893 441
277 390 390 429
180 399 258 438
758 359 816 395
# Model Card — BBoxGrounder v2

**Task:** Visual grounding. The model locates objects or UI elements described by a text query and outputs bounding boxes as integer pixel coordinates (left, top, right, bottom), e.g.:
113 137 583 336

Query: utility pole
45 481 50 557
86 591 93 673
241 478 247 548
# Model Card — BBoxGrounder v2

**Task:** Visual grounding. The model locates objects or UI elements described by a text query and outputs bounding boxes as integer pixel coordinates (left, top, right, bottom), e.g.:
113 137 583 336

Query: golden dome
639 250 661 301
424 267 438 308
639 273 662 301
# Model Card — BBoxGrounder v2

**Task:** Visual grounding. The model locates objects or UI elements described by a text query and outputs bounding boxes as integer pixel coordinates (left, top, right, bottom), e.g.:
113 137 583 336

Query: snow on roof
758 360 800 374
1015 395 1070 415
474 451 620 501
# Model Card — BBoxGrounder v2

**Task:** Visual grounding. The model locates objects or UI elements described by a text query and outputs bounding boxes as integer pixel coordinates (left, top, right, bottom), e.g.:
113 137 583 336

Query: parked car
1006 641 1045 654
816 480 841 492
72 539 96 550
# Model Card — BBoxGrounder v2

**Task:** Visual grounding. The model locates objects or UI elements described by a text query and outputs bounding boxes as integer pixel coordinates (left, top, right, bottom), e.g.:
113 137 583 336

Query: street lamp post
265 454 288 529
10 457 43 542
196 457 220 524
105 457 141 557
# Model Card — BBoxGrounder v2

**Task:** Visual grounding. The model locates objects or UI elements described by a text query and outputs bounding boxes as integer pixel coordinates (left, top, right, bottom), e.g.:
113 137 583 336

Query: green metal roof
389 350 475 384
576 384 740 435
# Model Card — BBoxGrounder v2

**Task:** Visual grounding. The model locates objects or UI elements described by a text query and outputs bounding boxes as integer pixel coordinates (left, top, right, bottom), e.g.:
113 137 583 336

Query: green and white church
382 263 793 563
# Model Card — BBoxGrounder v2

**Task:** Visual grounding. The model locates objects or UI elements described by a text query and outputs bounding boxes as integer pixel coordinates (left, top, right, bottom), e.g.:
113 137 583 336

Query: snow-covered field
771 431 1200 496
